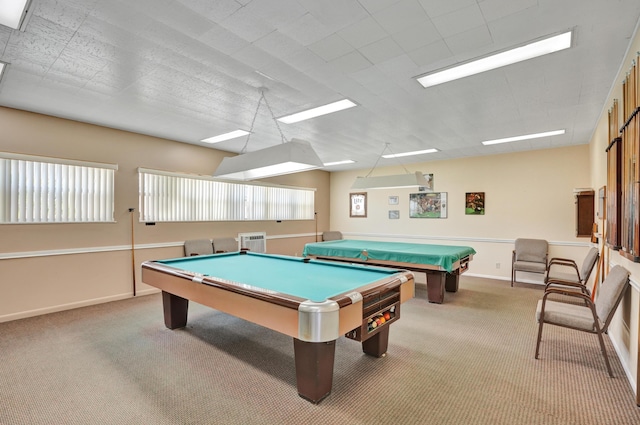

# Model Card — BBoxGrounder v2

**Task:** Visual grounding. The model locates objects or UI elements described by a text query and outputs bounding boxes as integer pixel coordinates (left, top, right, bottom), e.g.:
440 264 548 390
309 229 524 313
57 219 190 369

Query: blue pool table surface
157 251 403 302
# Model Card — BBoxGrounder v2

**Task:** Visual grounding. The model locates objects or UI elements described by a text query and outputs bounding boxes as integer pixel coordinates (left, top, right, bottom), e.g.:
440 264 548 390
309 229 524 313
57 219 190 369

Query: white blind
139 168 315 222
0 152 117 224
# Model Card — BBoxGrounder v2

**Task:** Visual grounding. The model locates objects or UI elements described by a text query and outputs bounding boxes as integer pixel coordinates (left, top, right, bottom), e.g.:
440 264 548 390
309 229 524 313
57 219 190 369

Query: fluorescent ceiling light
481 129 565 145
0 0 30 30
212 139 323 180
201 130 250 144
416 31 572 88
351 171 430 190
277 99 357 124
323 160 355 166
382 148 438 159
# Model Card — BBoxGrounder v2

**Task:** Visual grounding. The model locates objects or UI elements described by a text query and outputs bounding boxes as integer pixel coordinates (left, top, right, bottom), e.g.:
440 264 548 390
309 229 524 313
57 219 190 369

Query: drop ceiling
0 0 639 173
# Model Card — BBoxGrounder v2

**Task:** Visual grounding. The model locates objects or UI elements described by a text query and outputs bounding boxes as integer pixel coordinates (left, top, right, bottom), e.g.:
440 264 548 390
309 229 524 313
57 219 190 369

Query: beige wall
0 107 330 321
330 145 592 279
588 22 640 399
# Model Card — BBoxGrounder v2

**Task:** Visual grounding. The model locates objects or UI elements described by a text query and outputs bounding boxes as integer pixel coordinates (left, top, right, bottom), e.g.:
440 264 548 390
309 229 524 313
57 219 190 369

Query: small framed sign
350 192 367 217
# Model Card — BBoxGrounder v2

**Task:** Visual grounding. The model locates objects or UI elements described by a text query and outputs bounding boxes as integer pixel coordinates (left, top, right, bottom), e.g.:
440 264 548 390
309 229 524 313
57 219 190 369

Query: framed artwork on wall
388 196 399 205
350 192 367 217
409 192 447 218
465 192 485 215
388 210 399 219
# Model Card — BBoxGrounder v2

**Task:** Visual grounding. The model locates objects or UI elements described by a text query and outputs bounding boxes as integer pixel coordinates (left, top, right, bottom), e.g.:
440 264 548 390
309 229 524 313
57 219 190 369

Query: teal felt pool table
141 251 414 403
303 239 476 304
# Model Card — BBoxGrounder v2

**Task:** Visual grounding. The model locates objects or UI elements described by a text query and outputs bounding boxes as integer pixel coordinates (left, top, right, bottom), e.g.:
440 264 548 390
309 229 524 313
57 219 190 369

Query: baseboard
0 287 160 323
464 272 545 285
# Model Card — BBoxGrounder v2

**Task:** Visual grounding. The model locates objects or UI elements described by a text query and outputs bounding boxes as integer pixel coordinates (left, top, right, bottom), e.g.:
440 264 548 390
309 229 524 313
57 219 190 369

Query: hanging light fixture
351 143 432 190
213 88 324 180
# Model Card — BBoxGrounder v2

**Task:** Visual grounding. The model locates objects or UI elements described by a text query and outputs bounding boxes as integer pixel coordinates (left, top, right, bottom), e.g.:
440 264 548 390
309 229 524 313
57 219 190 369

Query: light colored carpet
0 276 638 424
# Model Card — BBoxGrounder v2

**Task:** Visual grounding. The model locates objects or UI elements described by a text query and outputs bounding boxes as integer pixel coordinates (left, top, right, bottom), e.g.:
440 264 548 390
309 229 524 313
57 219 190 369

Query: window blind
138 168 315 222
0 152 117 223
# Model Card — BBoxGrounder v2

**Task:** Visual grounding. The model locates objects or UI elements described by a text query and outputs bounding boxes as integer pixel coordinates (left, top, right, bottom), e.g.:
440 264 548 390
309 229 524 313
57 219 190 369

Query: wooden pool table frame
305 254 472 304
141 255 414 403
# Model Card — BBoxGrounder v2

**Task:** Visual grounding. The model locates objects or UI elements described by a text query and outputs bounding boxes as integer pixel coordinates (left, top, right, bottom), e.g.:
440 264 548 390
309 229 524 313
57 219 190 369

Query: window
0 152 117 223
138 168 315 222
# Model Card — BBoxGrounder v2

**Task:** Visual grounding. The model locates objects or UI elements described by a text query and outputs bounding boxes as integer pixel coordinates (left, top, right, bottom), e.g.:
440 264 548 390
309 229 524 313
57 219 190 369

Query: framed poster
388 210 399 219
465 192 485 215
350 192 367 217
388 196 399 205
409 192 447 218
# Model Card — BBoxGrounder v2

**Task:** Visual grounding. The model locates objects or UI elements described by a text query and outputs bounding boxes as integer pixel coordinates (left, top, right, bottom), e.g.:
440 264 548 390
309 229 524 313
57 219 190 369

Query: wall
0 107 330 322
330 145 592 280
588 19 640 400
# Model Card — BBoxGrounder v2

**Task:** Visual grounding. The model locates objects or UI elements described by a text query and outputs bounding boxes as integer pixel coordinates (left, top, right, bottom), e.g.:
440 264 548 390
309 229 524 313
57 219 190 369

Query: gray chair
544 247 599 296
212 237 238 253
511 238 548 286
535 265 630 377
184 239 213 256
322 231 343 241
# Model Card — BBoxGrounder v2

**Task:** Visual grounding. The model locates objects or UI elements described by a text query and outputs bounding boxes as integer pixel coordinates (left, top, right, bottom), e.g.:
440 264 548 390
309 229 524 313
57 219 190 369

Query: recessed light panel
277 99 357 124
323 160 355 166
481 129 565 145
417 31 572 88
201 130 250 144
0 0 30 29
382 149 438 159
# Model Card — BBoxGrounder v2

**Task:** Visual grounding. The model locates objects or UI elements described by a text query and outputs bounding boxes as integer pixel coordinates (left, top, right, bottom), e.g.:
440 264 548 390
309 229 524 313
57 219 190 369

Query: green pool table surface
157 251 402 302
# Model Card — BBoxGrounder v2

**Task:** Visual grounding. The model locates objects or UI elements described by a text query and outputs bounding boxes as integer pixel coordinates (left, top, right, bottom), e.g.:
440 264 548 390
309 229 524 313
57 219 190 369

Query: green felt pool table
303 239 476 304
141 251 414 403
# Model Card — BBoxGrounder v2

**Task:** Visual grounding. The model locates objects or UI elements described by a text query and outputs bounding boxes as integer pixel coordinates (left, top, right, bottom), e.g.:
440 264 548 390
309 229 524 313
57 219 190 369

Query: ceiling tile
373 0 431 34
431 4 487 39
278 13 334 46
338 17 388 49
329 51 373 74
1 0 639 172
308 34 354 62
392 20 441 52
407 40 453 68
444 25 494 57
478 0 538 22
417 0 479 18
359 37 404 64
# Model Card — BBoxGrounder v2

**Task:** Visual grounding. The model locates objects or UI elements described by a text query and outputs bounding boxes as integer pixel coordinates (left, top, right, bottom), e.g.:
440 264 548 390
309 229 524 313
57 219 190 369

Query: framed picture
388 210 399 219
388 196 399 205
465 192 485 215
409 192 447 218
350 192 367 217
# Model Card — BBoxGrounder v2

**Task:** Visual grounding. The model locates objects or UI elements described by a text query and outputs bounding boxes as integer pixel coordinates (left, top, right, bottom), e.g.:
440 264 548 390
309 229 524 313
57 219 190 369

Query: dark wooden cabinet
575 190 594 237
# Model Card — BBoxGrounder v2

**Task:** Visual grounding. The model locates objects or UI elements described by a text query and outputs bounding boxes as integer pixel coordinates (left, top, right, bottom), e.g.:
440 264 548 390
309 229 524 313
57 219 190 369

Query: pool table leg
445 272 460 293
162 291 189 329
362 325 389 357
293 338 336 403
426 271 460 303
426 271 445 303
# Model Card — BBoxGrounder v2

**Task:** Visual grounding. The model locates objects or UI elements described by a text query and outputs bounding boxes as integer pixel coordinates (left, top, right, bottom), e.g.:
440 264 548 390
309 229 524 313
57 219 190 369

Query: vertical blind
0 152 117 223
138 168 315 222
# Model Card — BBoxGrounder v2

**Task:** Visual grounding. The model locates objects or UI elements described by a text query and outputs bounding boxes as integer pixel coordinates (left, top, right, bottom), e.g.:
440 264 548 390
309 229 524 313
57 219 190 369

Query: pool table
141 251 414 403
303 239 476 304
